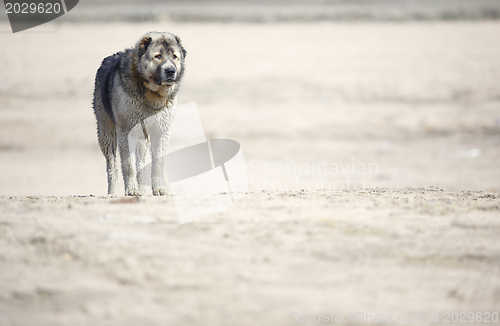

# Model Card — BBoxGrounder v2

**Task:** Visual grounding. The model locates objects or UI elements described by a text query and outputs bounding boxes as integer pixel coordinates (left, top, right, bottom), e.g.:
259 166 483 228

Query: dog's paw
125 188 142 196
152 188 169 196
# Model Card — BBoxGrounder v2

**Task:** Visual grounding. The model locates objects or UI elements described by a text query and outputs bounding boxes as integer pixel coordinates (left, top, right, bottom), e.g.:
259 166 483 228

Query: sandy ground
0 21 500 325
1 189 500 325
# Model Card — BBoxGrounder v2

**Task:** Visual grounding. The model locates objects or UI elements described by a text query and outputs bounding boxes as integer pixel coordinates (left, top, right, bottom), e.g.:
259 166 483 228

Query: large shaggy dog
93 32 187 196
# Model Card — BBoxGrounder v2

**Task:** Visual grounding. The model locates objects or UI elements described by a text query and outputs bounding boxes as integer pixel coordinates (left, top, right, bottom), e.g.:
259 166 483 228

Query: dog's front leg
150 133 169 196
106 156 119 196
118 129 141 196
136 138 149 195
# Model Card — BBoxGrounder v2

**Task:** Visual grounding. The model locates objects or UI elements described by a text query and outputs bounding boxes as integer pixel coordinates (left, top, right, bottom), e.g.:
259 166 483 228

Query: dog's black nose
165 67 176 78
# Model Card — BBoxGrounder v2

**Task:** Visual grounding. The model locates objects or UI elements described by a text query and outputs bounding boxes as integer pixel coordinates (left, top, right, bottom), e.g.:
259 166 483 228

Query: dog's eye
172 54 178 59
155 54 162 60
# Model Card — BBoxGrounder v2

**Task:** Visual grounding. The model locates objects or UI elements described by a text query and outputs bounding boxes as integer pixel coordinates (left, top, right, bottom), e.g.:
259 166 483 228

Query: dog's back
94 52 123 124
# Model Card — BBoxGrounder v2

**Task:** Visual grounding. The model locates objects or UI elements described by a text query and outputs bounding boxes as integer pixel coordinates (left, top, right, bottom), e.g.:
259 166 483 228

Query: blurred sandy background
0 1 500 325
0 1 500 195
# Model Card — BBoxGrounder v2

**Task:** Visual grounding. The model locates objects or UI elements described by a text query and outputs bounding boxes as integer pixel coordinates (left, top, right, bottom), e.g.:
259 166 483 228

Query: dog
93 32 187 196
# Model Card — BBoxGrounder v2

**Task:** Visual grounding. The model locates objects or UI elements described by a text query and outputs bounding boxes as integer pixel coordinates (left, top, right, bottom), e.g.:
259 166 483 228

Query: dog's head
136 32 187 92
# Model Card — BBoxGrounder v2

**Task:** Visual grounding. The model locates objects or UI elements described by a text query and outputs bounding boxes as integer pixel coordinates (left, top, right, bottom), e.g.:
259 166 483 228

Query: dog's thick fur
93 32 186 196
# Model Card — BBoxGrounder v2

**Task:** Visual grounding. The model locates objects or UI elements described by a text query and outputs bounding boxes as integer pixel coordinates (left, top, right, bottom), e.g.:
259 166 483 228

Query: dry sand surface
0 21 500 325
1 189 500 326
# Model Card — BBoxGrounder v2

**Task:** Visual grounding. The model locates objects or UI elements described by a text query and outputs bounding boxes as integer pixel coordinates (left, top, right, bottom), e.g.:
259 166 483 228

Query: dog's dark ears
137 36 152 59
175 35 187 58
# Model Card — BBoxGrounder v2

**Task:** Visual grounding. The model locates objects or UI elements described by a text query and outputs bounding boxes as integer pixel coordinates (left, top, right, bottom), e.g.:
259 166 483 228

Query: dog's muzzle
165 67 176 79
154 66 176 85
